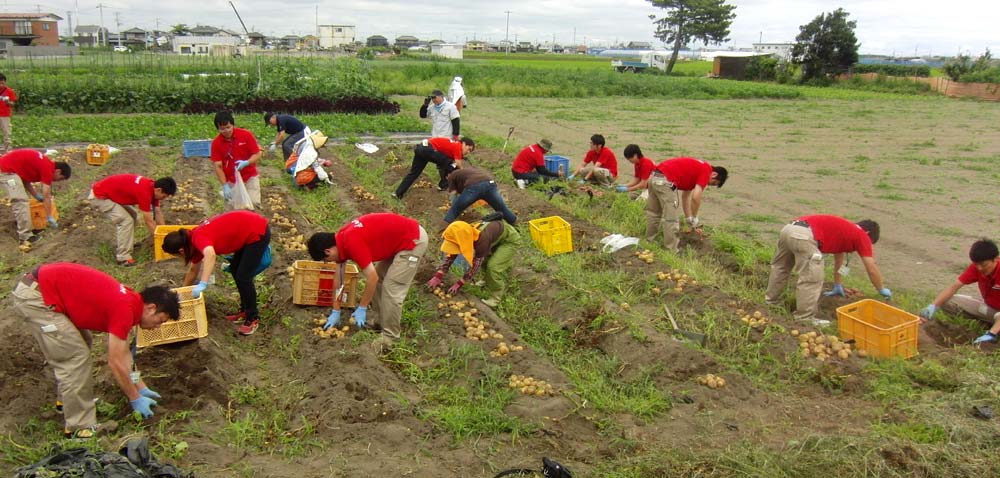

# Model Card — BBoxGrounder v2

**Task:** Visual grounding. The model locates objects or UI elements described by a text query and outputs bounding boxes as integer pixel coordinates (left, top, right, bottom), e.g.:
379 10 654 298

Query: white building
431 43 463 59
752 42 794 61
318 25 355 48
173 35 240 56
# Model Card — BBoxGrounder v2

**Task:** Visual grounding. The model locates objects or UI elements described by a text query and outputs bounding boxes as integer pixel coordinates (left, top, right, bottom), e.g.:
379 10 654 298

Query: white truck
611 51 672 73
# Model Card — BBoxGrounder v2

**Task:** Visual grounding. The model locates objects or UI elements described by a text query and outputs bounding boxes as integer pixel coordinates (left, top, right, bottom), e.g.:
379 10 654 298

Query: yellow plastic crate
529 216 573 256
153 225 196 262
136 286 208 348
28 197 58 230
291 260 360 308
86 144 110 166
837 299 919 359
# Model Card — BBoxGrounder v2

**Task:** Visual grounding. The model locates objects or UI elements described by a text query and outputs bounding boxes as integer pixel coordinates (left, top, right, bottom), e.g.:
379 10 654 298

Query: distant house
188 25 221 37
0 13 61 46
366 35 388 47
465 40 487 51
752 42 794 61
74 24 108 47
394 35 419 48
626 41 651 49
302 35 319 49
318 24 355 48
431 43 463 59
247 32 266 47
173 35 240 56
516 41 533 53
281 35 300 49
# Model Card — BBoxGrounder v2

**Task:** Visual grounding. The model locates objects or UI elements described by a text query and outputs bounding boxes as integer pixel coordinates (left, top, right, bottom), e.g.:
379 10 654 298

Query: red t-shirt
429 137 464 161
92 174 158 212
798 214 874 257
958 264 1000 310
211 127 260 183
189 210 268 263
0 86 16 117
511 144 546 174
633 157 655 181
335 213 420 269
0 149 55 184
656 157 712 191
37 262 143 340
583 148 618 178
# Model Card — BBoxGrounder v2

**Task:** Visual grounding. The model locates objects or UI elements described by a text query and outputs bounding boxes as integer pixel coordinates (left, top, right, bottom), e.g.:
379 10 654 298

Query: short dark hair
307 232 336 261
970 239 999 263
856 220 880 244
460 137 476 149
154 177 177 195
213 111 235 128
54 162 71 180
161 229 193 263
590 134 605 146
623 144 642 159
0 73 6 82
140 285 181 320
712 166 728 188
264 112 274 125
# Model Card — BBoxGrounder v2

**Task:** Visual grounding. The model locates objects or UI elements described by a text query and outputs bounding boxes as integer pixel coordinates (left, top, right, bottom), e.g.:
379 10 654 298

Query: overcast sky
16 0 999 56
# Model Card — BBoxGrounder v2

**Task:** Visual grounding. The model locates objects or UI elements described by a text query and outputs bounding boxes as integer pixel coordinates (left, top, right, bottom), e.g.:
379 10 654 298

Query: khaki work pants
948 295 1000 324
0 116 11 152
765 224 825 321
579 164 614 186
645 174 680 252
90 195 137 262
223 175 261 211
1 172 32 240
371 226 428 338
11 280 97 432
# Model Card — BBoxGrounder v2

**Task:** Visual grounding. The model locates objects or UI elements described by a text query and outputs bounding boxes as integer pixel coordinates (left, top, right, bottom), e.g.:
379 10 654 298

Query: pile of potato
508 375 556 397
739 310 771 328
310 318 350 339
696 373 727 389
413 180 434 189
170 180 202 213
350 186 376 201
654 269 697 293
489 341 524 358
265 194 286 212
634 249 655 264
432 287 453 300
792 330 866 360
271 211 306 251
271 212 296 229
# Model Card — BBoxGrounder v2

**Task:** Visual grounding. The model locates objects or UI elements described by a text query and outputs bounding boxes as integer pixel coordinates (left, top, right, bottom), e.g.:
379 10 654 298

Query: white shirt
428 100 460 138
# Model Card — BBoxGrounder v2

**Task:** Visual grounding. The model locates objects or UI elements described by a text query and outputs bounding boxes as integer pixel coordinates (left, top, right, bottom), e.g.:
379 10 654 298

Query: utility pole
66 11 72 41
96 3 107 46
114 12 122 47
504 10 511 55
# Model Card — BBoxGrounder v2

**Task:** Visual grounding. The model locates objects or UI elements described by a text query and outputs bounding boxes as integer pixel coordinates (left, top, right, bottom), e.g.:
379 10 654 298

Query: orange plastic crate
837 299 919 359
86 144 110 166
153 225 196 262
291 260 359 308
28 197 58 230
136 286 208 348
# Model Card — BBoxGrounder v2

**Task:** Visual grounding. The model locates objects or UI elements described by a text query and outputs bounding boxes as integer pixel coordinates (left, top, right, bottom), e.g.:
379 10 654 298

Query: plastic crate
837 299 920 359
182 140 212 158
544 155 570 176
529 216 573 256
136 285 208 348
292 260 360 308
154 225 196 262
86 144 110 166
28 197 58 230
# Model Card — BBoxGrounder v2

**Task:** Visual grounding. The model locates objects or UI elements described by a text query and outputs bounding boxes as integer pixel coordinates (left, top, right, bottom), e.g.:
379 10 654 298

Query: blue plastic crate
544 155 570 175
182 140 212 158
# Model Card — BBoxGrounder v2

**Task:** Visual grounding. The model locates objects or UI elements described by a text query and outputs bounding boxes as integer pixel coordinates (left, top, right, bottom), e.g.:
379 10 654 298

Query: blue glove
46 216 58 228
323 309 341 330
33 193 44 201
138 387 161 400
235 160 250 171
130 395 157 418
353 306 367 328
879 288 892 299
191 280 208 299
222 183 233 201
919 304 937 320
615 185 628 192
566 174 575 180
823 284 846 297
973 332 997 344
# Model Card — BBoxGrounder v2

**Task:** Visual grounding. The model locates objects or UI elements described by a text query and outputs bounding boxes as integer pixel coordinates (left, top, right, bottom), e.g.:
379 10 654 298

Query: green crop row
852 63 932 77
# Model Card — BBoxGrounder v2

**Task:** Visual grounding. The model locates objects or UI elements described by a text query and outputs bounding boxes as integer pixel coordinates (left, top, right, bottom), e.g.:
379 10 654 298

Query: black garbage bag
15 438 191 478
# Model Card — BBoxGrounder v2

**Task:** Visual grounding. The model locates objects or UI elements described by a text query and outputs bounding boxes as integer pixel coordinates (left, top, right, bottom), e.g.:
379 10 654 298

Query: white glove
687 216 700 228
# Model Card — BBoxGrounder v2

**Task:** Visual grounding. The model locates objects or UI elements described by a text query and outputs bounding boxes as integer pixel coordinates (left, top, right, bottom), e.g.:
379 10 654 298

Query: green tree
792 8 860 81
647 0 737 74
170 24 189 36
943 49 992 81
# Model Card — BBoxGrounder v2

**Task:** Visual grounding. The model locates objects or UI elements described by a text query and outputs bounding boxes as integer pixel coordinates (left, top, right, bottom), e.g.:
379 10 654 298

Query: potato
857 349 869 358
837 349 850 359
791 329 800 337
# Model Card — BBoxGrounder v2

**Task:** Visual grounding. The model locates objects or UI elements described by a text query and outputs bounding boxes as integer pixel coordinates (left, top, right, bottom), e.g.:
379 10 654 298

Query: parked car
113 45 128 52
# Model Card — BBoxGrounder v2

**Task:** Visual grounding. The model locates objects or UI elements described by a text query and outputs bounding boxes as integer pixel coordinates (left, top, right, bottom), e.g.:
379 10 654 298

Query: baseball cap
430 89 445 97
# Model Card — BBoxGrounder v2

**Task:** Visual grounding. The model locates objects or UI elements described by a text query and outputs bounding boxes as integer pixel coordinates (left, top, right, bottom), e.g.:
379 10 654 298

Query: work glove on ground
268 143 277 154
973 332 997 344
879 288 893 299
823 284 846 297
615 185 628 192
191 281 208 299
222 183 233 201
323 309 341 330
919 304 937 320
138 387 161 400
33 193 43 201
352 306 367 328
235 160 250 171
130 396 157 419
426 272 444 289
47 216 58 228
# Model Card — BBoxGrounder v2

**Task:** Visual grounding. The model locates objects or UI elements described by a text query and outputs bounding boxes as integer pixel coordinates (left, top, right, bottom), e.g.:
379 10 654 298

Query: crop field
1 55 999 477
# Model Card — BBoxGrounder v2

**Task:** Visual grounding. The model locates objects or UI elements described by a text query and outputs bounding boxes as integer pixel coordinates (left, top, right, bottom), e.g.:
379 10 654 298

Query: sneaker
225 311 246 322
804 318 831 327
237 319 259 336
118 258 137 267
63 421 117 439
26 234 41 244
390 192 401 200
515 179 526 190
55 400 63 413
482 297 499 308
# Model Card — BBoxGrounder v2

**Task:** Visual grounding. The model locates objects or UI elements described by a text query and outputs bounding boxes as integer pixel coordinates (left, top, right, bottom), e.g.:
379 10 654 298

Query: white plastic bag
600 234 640 253
231 174 254 210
